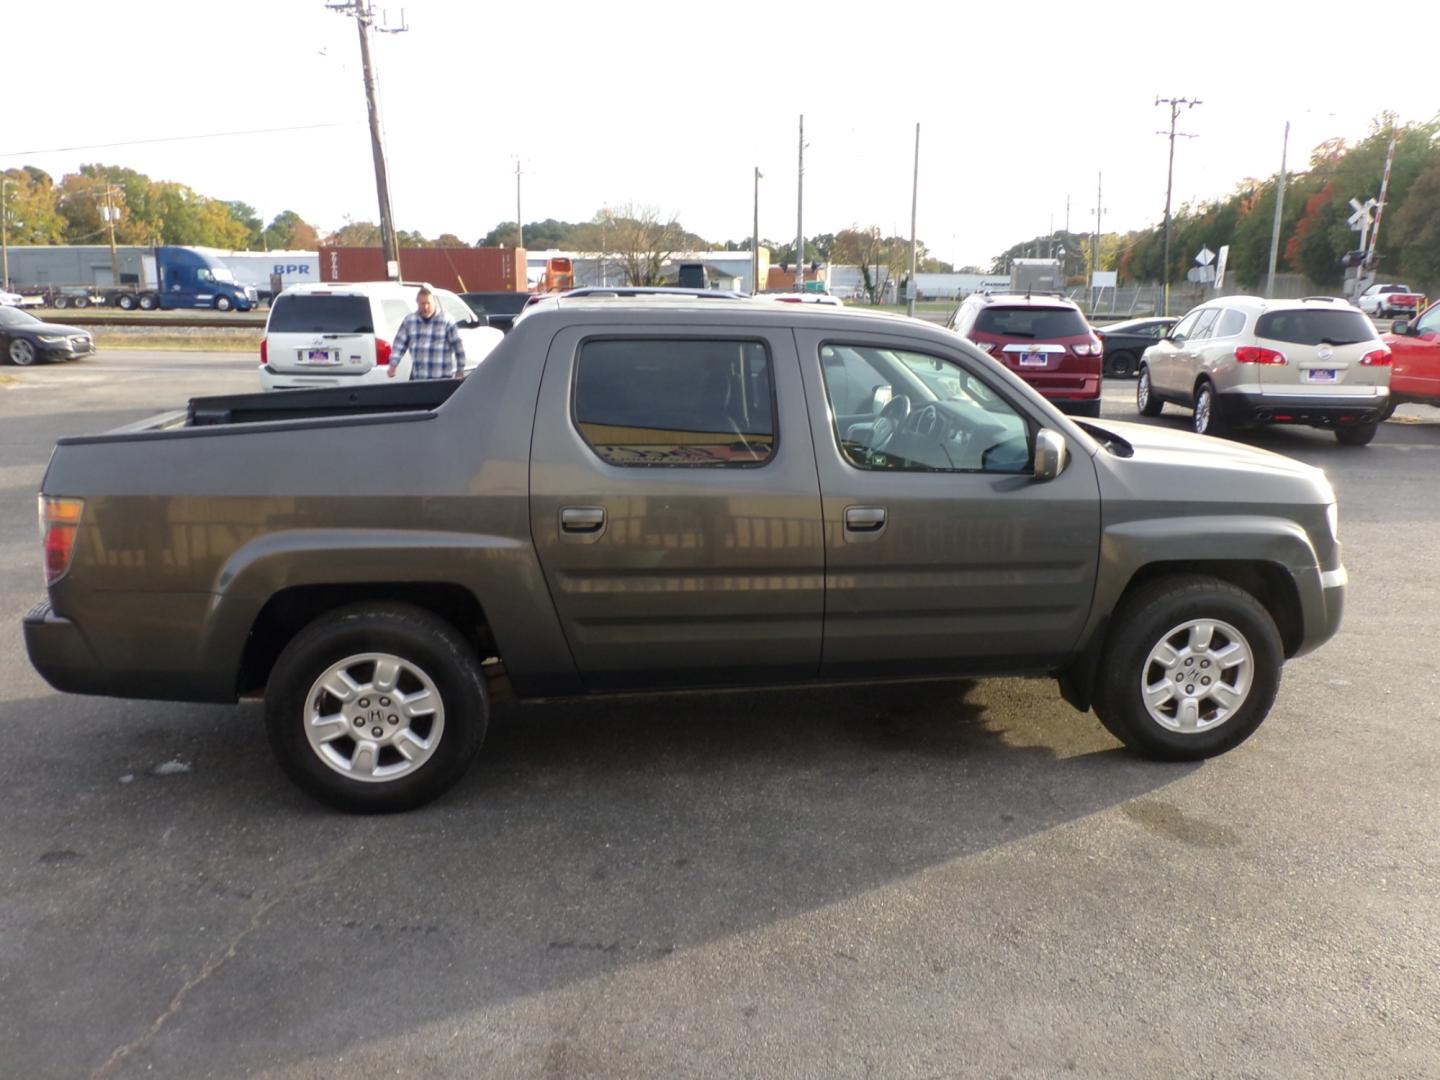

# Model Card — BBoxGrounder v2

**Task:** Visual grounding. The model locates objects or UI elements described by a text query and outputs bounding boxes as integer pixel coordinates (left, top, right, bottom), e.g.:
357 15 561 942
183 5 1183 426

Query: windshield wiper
1319 337 1364 346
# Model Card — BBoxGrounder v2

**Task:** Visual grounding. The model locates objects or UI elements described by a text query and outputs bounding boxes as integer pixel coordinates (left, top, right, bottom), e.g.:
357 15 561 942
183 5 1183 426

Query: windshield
0 307 40 327
209 267 237 284
974 306 1088 338
1256 309 1375 347
267 294 374 334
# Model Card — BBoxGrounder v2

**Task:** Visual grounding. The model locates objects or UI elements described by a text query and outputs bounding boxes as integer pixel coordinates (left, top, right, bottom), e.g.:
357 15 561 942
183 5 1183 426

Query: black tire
138 294 158 311
52 295 70 310
1379 400 1397 422
1193 380 1226 437
1108 350 1137 378
1334 422 1378 446
214 295 233 311
264 603 488 813
72 295 89 309
1093 574 1283 761
1136 365 1163 416
117 294 136 311
1067 399 1102 418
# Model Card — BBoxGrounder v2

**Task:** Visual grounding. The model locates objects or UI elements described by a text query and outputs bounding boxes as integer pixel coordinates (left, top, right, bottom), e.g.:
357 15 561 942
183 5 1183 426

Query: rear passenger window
574 339 775 467
1214 309 1246 337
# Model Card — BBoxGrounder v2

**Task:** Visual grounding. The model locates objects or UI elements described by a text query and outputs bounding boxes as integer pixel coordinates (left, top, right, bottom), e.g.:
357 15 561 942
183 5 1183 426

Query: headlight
1325 503 1339 543
38 335 67 344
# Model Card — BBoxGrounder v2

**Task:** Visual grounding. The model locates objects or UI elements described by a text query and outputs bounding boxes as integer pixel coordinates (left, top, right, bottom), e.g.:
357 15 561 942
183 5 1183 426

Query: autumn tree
327 220 382 246
263 210 320 250
1 166 66 244
580 204 684 286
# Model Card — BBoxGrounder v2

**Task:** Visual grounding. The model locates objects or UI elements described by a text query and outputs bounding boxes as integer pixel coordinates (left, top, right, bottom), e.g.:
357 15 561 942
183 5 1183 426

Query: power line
0 123 359 158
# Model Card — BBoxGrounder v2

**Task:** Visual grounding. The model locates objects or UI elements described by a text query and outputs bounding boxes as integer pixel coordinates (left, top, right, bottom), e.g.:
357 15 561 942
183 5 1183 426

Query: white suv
259 282 503 392
1136 295 1391 445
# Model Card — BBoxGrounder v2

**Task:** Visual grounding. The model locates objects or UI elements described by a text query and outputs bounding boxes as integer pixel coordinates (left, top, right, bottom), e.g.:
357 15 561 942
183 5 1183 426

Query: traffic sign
1195 246 1215 267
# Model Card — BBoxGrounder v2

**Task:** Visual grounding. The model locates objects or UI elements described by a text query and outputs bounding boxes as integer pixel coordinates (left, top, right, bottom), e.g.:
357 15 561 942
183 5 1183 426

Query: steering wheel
910 403 944 439
869 395 911 453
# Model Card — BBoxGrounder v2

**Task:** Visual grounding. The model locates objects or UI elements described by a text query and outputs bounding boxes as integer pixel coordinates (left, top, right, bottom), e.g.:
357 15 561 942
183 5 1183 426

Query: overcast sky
6 1 1435 267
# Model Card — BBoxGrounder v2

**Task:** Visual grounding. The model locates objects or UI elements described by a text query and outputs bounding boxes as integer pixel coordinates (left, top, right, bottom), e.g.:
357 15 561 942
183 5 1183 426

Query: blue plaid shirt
389 309 467 379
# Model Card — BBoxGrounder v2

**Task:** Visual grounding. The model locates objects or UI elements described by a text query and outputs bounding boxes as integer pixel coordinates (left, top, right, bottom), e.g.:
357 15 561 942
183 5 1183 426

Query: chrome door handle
560 506 606 533
844 506 887 531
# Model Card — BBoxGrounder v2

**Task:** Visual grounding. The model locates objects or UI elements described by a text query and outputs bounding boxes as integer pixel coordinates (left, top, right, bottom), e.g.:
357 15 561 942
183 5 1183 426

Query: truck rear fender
200 528 582 699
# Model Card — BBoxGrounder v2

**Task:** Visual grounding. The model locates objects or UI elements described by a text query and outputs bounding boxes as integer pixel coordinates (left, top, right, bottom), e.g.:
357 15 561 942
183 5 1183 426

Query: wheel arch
236 582 493 697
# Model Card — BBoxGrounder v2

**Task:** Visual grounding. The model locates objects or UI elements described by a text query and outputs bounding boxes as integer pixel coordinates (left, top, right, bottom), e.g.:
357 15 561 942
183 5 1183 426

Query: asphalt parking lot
2 351 1438 1079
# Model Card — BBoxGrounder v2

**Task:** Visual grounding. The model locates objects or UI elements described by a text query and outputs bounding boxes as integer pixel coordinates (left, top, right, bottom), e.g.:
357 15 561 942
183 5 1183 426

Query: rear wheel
1193 381 1226 437
72 295 89 309
1108 350 1137 378
1136 365 1163 416
1334 422 1378 446
138 293 158 311
1093 574 1283 760
52 295 70 310
265 603 489 812
116 294 136 311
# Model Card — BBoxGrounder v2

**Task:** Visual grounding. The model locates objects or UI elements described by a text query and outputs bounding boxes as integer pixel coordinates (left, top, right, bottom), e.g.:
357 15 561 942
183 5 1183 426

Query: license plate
298 349 338 365
1018 351 1048 367
1305 368 1337 383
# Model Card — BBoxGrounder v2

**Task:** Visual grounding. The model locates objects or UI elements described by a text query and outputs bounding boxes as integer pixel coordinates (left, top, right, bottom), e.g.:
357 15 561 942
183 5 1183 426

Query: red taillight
375 338 392 367
39 496 84 585
1073 339 1103 357
1360 347 1392 366
260 337 268 366
1235 345 1287 365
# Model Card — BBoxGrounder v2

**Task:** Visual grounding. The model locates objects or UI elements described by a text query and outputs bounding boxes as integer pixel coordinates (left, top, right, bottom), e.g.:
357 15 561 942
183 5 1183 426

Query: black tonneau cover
187 379 463 426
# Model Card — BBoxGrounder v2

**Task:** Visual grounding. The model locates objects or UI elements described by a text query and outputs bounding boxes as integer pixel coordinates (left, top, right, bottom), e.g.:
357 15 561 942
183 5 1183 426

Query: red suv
946 293 1103 416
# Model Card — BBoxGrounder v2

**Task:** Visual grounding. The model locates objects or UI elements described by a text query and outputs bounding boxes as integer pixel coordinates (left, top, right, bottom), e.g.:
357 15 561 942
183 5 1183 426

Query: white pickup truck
1357 283 1426 321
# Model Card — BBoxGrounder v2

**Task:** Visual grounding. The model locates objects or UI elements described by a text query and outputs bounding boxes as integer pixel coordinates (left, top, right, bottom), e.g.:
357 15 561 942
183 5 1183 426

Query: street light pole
1266 120 1290 298
1 177 11 292
1156 96 1201 316
795 114 805 294
514 160 522 250
752 166 762 295
907 122 919 318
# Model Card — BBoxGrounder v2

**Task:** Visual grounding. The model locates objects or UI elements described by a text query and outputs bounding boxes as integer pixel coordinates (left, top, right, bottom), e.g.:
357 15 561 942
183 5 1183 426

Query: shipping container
317 247 526 293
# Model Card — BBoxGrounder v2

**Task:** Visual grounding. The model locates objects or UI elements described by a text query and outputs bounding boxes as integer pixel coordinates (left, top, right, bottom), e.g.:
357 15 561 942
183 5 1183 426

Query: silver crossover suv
1136 295 1391 445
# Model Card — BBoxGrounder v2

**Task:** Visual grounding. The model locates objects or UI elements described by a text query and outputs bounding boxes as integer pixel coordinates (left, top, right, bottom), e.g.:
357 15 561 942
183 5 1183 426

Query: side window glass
819 345 1031 474
1170 311 1201 341
574 339 775 467
380 300 411 336
1214 308 1246 338
1189 309 1220 341
440 294 473 324
1416 305 1440 336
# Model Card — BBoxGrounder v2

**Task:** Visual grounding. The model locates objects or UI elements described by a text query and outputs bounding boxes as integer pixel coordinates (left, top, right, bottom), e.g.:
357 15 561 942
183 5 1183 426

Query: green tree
1392 160 1440 288
1 166 66 244
327 220 382 246
223 201 264 248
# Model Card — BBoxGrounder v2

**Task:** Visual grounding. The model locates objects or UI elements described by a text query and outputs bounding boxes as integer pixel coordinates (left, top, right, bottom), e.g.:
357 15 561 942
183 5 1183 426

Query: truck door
794 328 1101 677
1390 303 1440 402
529 324 825 690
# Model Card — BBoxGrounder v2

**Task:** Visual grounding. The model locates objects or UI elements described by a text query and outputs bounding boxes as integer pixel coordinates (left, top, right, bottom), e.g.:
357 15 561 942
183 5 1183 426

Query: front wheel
8 338 37 366
265 603 488 812
214 295 233 311
1136 365 1163 416
1093 575 1283 760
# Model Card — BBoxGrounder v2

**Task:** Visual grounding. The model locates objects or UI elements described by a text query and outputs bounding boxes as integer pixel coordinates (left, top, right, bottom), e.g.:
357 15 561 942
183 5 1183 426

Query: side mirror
1165 332 1183 345
1391 319 1410 336
1033 428 1068 482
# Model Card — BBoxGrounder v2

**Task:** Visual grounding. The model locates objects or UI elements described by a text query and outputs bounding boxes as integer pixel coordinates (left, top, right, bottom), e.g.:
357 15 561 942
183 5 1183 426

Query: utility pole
514 160 523 250
907 122 919 318
1266 121 1290 297
1091 172 1104 314
1 176 11 291
101 185 120 288
752 166 762 295
795 114 805 294
1156 96 1201 315
328 0 407 280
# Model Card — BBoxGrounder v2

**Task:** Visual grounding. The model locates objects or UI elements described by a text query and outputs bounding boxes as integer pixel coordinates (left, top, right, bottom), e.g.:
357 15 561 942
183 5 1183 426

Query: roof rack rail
1299 295 1343 303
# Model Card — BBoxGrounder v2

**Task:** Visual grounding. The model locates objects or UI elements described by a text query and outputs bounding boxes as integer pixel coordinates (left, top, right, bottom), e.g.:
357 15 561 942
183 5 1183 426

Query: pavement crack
89 867 334 1079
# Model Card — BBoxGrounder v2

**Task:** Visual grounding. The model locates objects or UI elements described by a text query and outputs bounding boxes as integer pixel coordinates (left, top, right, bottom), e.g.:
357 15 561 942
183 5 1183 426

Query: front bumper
38 338 95 360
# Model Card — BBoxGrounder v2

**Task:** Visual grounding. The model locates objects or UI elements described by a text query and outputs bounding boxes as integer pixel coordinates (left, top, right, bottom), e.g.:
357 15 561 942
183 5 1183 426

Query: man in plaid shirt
386 285 467 380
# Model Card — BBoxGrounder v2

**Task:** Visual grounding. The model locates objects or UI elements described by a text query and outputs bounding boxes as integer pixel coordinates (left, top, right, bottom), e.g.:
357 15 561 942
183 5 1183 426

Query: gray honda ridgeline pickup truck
24 298 1347 812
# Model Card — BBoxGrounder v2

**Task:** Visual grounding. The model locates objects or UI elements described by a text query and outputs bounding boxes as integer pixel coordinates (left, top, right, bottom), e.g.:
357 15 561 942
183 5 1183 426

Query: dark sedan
1094 316 1176 377
458 291 536 333
0 307 95 366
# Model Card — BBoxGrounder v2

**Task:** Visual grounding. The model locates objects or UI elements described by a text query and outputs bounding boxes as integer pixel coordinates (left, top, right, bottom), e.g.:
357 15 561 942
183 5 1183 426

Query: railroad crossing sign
1348 197 1377 232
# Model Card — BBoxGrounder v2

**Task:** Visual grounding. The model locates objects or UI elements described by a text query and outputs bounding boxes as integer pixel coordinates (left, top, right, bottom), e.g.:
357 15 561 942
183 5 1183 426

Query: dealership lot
1 351 1437 1078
